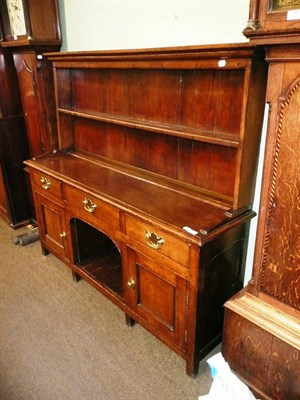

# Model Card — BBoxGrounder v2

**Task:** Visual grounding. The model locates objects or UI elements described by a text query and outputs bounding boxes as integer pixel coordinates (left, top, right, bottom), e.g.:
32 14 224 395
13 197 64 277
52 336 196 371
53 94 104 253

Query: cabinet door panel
125 247 187 350
35 193 69 260
138 266 175 327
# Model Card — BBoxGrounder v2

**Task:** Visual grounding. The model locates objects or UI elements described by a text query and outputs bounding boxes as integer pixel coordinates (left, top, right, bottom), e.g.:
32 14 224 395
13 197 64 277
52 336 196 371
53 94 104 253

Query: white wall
57 0 266 285
58 1 249 51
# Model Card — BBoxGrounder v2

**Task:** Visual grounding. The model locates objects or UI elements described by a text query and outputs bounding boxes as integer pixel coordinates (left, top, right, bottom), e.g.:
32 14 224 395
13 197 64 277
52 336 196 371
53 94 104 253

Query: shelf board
77 250 123 297
58 108 240 148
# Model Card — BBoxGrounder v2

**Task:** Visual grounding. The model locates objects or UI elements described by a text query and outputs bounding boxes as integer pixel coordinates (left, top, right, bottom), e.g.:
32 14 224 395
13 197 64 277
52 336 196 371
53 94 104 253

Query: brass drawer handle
83 197 97 213
127 279 136 289
145 230 165 250
40 176 51 190
59 232 66 238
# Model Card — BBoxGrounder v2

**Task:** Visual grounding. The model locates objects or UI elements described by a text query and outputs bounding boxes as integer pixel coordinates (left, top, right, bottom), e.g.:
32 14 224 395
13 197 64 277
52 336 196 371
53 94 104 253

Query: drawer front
32 171 63 200
64 185 119 229
125 214 190 267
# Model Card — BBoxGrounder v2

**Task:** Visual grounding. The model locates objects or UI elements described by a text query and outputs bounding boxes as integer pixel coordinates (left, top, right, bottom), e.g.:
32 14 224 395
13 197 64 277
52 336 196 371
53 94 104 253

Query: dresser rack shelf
57 109 240 148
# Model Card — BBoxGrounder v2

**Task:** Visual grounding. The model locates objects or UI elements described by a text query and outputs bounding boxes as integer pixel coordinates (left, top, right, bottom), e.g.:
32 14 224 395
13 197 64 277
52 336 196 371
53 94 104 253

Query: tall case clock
0 0 61 46
222 0 300 399
0 0 61 157
0 0 61 227
244 0 300 43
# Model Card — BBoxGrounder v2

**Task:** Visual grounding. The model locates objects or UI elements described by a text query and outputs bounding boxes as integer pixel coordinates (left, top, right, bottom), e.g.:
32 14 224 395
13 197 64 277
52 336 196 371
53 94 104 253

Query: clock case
0 0 61 48
0 0 61 227
244 0 300 43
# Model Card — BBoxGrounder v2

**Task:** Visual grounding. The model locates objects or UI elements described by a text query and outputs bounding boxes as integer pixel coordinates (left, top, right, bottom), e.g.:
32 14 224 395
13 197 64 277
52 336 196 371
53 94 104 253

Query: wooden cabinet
25 44 267 375
222 44 300 399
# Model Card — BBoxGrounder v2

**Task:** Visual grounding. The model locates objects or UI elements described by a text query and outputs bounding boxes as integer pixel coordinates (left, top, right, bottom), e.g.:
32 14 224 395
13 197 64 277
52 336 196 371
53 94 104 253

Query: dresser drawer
63 185 119 229
125 215 190 267
32 171 63 200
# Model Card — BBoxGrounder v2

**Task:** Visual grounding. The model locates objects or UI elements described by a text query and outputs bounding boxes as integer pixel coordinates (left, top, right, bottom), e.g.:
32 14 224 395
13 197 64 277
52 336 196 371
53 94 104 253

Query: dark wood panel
28 0 61 41
0 117 31 226
56 69 72 109
0 162 9 221
70 69 181 125
72 118 236 197
180 70 244 135
196 223 249 354
0 47 23 117
63 68 245 138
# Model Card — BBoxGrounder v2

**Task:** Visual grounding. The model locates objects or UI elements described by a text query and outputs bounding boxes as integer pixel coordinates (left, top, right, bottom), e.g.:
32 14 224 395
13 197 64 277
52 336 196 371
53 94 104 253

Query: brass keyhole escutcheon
40 176 51 190
83 197 97 213
145 230 165 250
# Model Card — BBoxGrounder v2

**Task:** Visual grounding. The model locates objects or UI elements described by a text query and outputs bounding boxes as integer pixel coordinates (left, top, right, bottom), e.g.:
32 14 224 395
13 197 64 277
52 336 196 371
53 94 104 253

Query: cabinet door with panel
30 170 70 262
124 246 188 353
34 192 70 263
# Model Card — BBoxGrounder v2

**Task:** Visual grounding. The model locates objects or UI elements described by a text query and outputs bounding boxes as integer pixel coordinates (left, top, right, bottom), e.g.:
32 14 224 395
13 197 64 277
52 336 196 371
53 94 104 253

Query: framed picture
271 0 300 10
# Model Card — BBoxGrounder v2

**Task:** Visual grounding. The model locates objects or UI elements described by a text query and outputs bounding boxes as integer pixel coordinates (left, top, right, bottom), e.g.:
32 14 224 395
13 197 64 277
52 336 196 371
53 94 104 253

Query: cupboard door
125 247 188 351
35 193 69 261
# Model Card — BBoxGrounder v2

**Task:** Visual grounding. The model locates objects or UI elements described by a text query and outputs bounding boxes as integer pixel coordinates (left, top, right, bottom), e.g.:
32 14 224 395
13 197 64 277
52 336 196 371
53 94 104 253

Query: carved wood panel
259 79 300 310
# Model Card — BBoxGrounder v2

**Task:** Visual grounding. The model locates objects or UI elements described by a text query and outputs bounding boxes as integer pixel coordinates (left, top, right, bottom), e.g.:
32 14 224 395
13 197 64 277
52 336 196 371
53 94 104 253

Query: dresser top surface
25 151 241 239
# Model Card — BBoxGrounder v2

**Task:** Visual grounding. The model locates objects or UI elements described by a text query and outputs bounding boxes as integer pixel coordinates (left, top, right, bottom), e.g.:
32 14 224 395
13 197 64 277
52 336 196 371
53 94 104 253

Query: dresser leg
125 314 136 327
41 246 49 256
72 271 81 282
186 354 200 377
